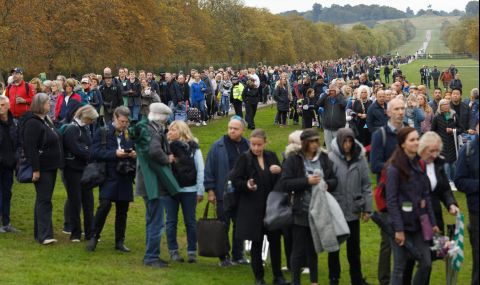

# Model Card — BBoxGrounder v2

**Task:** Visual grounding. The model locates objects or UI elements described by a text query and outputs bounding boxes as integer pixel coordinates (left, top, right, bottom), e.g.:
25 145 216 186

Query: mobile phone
124 149 132 153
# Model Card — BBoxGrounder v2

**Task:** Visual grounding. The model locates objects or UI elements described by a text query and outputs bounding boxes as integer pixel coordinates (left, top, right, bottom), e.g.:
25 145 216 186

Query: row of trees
0 0 416 78
441 16 479 56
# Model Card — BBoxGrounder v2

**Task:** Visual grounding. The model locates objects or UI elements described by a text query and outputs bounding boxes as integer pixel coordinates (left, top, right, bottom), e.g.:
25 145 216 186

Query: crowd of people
0 53 478 285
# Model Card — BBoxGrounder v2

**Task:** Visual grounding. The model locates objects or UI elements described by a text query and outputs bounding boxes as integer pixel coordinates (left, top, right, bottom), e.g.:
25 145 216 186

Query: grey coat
328 137 372 221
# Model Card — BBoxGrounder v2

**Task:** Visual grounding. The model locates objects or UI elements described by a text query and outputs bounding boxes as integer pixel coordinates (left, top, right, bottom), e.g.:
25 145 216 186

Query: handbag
81 127 107 189
197 203 227 257
187 107 201 122
264 191 292 231
16 156 33 183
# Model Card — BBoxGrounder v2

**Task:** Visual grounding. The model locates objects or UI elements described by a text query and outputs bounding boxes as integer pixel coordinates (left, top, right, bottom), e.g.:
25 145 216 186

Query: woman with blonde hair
418 93 433 134
164 120 204 263
29 78 44 95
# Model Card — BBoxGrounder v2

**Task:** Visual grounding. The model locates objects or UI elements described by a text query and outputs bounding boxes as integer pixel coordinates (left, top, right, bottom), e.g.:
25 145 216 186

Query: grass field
0 57 478 285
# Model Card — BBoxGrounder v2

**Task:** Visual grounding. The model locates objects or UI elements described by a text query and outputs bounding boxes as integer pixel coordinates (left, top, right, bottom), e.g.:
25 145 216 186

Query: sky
242 0 471 14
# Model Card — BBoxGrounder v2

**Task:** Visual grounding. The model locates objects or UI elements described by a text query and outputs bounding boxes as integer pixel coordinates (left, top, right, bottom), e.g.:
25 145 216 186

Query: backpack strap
100 127 107 150
380 126 387 148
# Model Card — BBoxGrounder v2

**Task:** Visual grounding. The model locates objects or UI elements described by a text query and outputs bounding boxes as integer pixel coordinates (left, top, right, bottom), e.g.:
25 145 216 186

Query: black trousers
433 78 439 89
282 225 293 269
92 199 129 243
328 220 364 284
245 103 258 129
302 110 314 129
250 229 283 280
216 200 244 261
64 167 94 240
278 110 287 126
291 224 318 285
34 170 57 243
233 101 243 118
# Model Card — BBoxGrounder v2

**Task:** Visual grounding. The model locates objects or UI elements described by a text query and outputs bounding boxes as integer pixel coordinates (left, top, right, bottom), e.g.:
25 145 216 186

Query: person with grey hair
0 95 20 233
316 84 346 151
431 99 464 191
20 93 64 244
87 106 136 252
62 105 99 242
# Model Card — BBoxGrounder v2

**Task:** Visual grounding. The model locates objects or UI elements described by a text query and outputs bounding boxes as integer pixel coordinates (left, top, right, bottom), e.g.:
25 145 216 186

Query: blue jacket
203 136 249 200
190 81 207 103
91 124 135 202
403 107 425 134
366 101 388 134
386 157 436 232
370 125 398 177
454 136 479 214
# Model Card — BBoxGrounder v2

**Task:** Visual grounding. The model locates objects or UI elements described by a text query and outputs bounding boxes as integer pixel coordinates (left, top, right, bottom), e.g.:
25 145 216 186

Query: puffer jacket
328 128 372 221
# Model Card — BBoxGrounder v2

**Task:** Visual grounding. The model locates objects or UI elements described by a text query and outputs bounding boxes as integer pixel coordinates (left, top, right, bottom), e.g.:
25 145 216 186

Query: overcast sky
243 0 471 14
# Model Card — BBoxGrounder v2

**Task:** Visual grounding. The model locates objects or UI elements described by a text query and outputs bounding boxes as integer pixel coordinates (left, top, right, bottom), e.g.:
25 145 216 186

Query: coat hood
331 128 364 161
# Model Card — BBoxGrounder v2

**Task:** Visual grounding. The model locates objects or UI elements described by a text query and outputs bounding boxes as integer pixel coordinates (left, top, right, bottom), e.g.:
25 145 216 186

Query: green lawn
0 57 478 284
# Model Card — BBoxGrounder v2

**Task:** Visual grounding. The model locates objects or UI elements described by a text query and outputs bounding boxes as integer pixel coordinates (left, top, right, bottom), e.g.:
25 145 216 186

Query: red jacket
6 81 34 118
54 92 82 120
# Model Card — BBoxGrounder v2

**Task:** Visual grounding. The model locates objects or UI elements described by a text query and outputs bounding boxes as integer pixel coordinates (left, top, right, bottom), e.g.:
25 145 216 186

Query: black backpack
170 140 197 188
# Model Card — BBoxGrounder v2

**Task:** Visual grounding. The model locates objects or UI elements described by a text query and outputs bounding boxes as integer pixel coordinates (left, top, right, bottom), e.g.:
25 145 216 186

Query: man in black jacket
100 71 123 124
450 88 471 132
316 85 346 151
0 95 19 233
173 75 189 122
431 66 440 89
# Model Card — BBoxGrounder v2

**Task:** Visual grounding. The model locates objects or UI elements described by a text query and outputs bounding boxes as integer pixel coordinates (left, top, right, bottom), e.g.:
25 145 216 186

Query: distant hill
280 3 465 25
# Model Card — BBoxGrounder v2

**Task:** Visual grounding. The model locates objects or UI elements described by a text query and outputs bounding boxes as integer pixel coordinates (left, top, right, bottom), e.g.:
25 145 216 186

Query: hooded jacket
328 128 372 222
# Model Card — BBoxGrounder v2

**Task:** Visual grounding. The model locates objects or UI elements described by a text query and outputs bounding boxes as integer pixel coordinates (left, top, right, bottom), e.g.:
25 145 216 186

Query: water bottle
227 180 235 193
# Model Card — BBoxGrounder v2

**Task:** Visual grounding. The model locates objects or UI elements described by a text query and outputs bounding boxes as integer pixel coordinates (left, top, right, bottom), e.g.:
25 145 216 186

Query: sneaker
219 259 233 267
187 253 197 263
42 239 57 245
145 259 169 268
0 227 6 234
202 121 207 126
301 268 310 274
232 258 250 265
170 251 185 263
62 230 71 235
281 266 289 272
71 239 81 243
3 225 20 233
449 181 457 191
195 122 201 127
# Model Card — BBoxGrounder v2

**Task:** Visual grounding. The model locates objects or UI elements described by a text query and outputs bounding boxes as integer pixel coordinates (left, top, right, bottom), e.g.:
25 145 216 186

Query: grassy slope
0 58 478 285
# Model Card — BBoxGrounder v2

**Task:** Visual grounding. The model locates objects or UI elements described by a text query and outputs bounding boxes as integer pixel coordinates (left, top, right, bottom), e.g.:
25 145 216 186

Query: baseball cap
81 77 89 84
11 67 24 74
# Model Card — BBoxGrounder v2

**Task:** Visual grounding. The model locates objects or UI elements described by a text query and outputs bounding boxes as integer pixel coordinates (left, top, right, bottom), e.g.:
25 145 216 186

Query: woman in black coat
230 129 289 285
274 77 290 127
22 93 64 245
243 78 260 130
87 106 136 253
431 99 463 183
279 128 337 285
62 105 99 242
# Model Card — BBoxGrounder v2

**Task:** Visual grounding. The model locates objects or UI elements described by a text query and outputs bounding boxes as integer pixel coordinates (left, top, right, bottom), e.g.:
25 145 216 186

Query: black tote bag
264 191 293 231
197 203 227 257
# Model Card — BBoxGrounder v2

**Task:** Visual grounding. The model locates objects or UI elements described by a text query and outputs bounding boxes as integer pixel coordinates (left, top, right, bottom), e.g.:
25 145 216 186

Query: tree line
0 0 415 79
441 14 479 56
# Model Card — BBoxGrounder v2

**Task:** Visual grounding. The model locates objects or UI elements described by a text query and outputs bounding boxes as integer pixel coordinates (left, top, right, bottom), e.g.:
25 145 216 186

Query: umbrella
370 212 423 260
446 212 465 285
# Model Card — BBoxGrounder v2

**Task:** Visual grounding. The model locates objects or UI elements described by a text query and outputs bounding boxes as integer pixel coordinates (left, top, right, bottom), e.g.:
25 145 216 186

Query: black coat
63 121 92 171
91 124 135 201
100 83 123 114
450 101 470 132
273 85 289 112
230 150 280 242
317 93 347 130
0 111 19 169
124 78 141 107
243 86 259 105
21 112 64 172
278 150 337 226
431 112 463 163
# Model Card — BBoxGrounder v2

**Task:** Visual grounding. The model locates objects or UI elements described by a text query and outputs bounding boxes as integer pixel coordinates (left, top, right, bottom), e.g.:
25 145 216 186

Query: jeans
143 197 165 264
0 168 14 227
378 212 391 285
470 213 479 285
278 110 287 125
444 162 457 182
217 200 244 261
173 102 187 122
291 225 318 285
161 193 197 254
390 230 432 285
129 105 140 121
328 220 364 284
64 167 94 240
34 170 57 243
92 199 129 243
221 96 230 114
324 129 338 151
192 100 207 122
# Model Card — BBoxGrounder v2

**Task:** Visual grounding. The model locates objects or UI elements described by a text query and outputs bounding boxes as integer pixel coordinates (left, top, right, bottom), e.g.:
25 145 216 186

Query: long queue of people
0 56 478 285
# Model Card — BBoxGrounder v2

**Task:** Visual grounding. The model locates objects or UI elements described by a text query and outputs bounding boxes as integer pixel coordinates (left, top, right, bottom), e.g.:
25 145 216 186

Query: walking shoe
195 122 201 127
301 268 310 274
62 230 71 235
86 238 98 252
219 259 233 267
0 227 5 233
202 121 207 126
232 258 250 265
145 259 169 268
115 242 131 253
273 276 290 285
255 279 266 285
449 181 457 191
170 251 185 263
42 239 57 245
71 239 81 243
187 253 197 263
3 225 20 233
